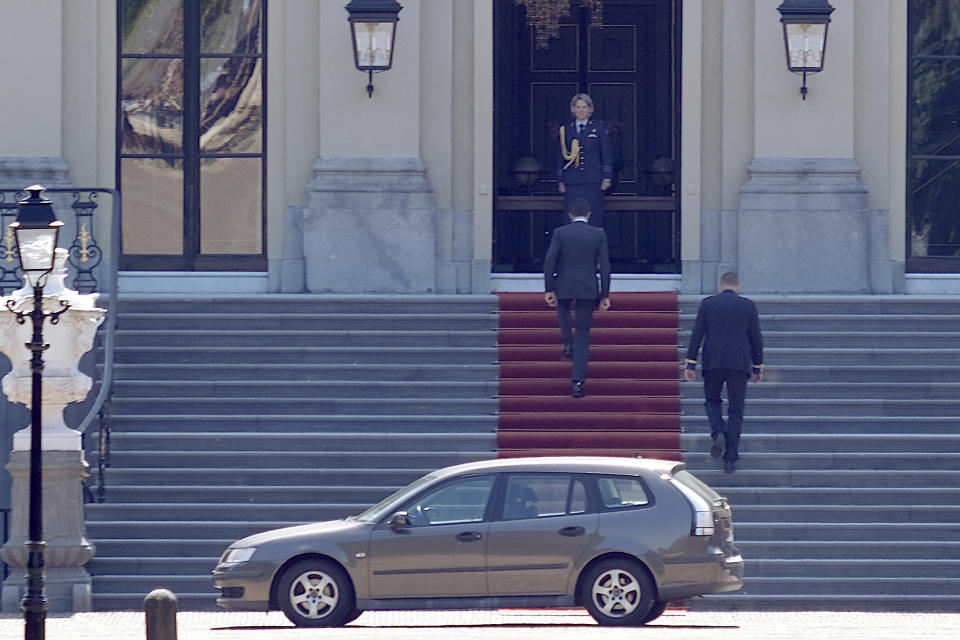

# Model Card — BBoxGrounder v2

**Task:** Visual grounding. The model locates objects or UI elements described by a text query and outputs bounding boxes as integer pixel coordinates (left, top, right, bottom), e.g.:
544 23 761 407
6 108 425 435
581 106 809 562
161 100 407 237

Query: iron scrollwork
0 188 105 295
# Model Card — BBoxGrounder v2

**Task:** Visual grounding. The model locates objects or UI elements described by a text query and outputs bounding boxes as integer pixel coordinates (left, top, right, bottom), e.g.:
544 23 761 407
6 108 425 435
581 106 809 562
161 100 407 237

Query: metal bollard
144 588 178 640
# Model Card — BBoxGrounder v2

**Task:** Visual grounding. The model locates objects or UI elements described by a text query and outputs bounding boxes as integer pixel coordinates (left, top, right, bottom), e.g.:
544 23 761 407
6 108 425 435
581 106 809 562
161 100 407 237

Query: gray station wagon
212 456 743 626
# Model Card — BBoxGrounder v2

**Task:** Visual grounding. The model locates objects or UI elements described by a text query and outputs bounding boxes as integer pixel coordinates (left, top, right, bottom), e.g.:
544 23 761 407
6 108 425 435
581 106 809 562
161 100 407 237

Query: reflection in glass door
118 0 266 271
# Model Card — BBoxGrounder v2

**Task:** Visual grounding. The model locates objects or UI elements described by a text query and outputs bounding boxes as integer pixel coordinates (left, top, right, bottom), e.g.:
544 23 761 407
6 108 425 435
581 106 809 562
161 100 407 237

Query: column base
2 567 92 613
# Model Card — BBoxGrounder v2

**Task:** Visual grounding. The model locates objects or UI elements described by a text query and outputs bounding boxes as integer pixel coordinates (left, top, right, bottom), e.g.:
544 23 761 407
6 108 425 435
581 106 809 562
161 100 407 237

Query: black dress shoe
710 433 725 458
572 381 585 398
724 460 736 474
562 345 573 360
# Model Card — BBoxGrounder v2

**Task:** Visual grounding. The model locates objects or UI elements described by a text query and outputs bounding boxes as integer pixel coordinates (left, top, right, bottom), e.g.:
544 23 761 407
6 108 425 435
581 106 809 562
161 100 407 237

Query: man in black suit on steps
684 272 764 473
544 198 611 398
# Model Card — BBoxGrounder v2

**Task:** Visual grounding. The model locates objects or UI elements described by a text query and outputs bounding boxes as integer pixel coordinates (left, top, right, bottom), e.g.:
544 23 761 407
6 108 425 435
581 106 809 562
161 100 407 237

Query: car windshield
351 473 439 523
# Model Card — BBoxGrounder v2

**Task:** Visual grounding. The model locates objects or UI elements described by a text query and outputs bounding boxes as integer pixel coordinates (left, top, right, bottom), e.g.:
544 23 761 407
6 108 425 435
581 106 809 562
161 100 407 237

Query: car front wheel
642 599 669 624
277 559 356 627
580 559 655 626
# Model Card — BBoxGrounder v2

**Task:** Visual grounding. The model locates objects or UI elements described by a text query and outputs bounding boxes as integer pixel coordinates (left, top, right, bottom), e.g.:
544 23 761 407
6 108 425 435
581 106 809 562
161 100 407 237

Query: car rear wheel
277 559 356 627
580 558 654 626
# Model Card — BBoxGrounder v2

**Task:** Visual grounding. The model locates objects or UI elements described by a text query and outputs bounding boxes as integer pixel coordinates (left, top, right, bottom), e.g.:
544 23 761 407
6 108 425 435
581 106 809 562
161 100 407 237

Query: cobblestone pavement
0 608 957 640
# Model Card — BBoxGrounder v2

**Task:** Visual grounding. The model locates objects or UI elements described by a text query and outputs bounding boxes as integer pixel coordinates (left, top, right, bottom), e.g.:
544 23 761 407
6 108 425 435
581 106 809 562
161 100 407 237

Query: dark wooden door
493 0 680 273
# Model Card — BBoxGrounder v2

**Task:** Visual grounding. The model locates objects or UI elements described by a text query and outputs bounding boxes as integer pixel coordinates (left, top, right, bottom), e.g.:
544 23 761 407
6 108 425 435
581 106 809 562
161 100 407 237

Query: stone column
730 0 892 294
303 156 438 293
738 157 875 293
0 249 105 612
0 0 70 189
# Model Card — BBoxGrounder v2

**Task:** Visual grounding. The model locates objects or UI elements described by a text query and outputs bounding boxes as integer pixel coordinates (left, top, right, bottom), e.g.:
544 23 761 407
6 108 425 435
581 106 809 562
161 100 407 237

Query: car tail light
668 477 715 536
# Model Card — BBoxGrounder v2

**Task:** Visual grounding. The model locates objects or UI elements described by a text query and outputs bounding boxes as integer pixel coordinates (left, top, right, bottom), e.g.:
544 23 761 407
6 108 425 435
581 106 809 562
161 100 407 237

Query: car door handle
558 526 585 537
456 532 482 542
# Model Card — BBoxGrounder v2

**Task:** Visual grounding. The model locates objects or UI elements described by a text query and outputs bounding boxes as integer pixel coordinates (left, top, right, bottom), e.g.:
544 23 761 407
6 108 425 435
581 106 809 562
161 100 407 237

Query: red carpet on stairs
497 292 682 461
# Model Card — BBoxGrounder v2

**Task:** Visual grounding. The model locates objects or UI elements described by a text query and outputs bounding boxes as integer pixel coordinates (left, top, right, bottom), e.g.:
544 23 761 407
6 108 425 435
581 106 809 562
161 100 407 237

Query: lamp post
6 185 69 640
777 0 835 100
345 0 403 98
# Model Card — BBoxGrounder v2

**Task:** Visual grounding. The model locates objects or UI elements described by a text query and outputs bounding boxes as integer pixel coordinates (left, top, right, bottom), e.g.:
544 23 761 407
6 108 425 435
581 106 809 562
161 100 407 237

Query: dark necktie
578 123 584 134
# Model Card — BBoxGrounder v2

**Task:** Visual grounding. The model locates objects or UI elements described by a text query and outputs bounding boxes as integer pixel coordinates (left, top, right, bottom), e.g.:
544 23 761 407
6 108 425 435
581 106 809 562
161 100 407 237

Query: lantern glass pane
15 228 58 274
354 22 394 68
784 23 827 71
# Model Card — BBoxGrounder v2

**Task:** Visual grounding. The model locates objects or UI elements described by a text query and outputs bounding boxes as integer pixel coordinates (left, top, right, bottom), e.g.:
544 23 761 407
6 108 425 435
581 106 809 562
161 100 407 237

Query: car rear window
596 475 651 509
672 469 721 502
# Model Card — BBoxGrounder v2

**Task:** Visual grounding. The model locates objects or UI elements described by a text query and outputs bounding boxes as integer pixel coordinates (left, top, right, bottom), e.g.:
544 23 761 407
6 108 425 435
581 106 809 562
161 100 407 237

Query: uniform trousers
556 298 596 383
563 183 605 228
703 369 750 462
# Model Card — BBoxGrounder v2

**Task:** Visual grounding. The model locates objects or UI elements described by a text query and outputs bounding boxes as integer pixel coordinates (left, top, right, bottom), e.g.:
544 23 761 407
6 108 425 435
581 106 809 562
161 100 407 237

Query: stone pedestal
0 250 106 451
1 450 94 612
0 249 105 612
303 156 438 293
737 157 890 294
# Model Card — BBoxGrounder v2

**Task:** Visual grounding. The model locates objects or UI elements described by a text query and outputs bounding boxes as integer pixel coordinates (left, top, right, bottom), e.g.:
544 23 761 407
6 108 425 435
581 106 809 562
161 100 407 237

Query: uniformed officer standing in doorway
557 93 613 228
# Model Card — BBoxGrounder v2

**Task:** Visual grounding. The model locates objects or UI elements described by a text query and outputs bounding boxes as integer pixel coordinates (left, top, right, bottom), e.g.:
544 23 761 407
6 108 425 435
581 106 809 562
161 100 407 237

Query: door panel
367 474 494 598
367 522 490 598
486 513 598 596
494 0 680 273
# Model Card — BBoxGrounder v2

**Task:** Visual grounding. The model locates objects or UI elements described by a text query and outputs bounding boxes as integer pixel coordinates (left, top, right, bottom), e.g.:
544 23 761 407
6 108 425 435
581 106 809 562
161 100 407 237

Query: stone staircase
679 295 960 611
83 294 499 610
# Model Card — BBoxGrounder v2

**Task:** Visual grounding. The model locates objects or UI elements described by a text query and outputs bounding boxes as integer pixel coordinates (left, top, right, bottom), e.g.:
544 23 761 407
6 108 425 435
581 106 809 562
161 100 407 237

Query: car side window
502 474 586 520
596 475 651 510
402 475 494 527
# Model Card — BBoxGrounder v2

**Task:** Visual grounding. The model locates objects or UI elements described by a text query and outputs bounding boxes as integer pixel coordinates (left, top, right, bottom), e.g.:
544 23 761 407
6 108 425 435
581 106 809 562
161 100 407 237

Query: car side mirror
388 511 411 530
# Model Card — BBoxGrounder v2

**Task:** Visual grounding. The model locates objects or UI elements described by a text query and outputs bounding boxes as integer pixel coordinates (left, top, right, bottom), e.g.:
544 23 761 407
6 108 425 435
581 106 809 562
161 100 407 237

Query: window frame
906 1 960 272
116 0 268 271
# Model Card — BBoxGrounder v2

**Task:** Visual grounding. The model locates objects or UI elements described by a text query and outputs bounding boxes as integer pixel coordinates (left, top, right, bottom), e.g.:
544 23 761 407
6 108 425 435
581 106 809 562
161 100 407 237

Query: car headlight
222 547 257 563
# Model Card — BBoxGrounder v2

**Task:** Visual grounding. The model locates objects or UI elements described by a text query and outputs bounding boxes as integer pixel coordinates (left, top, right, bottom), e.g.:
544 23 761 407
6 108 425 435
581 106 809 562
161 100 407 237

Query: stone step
113 345 498 365
719 487 960 506
91 574 219 598
102 467 431 486
681 414 960 434
734 314 960 332
685 469 960 489
681 381 960 400
732 522 960 542
108 414 498 434
88 538 236 558
108 396 500 415
115 294 499 315
86 520 308 539
91 593 218 612
117 312 498 332
746 558 960 578
89 557 218 575
110 363 500 382
737 576 960 596
733 540 960 560
684 452 960 471
105 450 494 470
681 397 960 416
732 347 960 366
109 431 496 452
692 594 960 612
681 330 960 349
731 504 960 523
111 379 499 399
677 295 960 315
87 485 392 506
734 364 960 383
114 329 496 349
684 433 960 454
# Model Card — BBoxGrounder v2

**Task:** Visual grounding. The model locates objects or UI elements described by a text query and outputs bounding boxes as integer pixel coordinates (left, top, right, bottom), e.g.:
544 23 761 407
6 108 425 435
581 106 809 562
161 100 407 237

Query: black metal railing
1 187 120 503
1 507 9 580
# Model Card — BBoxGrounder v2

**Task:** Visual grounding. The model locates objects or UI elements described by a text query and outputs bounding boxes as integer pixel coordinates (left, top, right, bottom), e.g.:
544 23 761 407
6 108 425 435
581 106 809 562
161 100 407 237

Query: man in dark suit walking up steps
544 198 611 398
684 272 764 473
